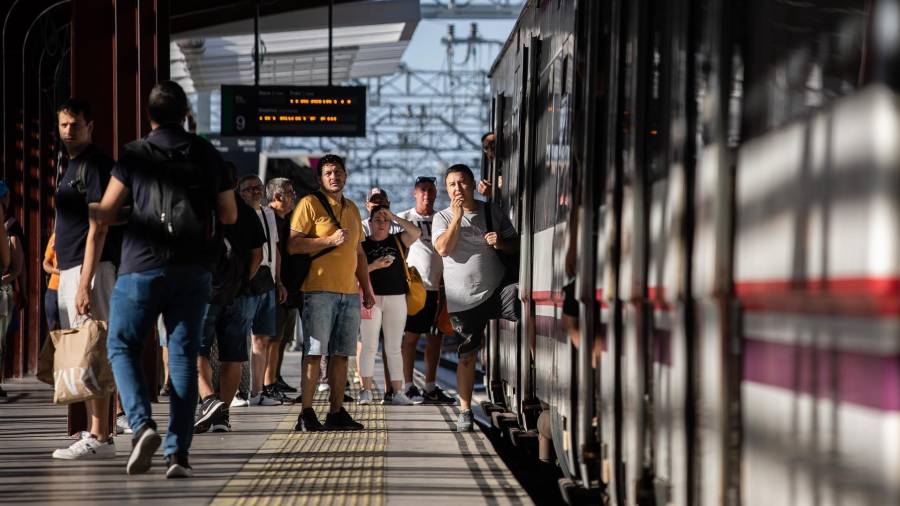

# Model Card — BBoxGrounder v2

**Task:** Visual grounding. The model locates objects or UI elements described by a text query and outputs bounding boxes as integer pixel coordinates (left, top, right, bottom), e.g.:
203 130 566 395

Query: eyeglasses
415 176 436 185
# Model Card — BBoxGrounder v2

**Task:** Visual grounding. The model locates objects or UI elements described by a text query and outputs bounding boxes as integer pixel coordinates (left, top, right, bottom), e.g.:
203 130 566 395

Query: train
481 1 900 504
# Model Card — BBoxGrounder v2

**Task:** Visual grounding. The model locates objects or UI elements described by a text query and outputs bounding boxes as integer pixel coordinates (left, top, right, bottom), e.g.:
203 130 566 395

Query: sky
401 18 516 71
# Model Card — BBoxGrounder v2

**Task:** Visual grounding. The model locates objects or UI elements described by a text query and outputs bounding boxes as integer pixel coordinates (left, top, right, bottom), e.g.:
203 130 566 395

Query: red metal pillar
67 0 169 435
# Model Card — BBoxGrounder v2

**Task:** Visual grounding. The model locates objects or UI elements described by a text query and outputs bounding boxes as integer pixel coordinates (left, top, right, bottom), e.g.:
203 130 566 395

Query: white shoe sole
51 445 116 460
166 464 193 479
127 428 161 475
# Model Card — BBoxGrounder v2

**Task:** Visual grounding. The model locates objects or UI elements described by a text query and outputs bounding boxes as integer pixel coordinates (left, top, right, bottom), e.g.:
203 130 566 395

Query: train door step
480 400 506 416
508 427 539 453
491 411 520 431
558 477 606 506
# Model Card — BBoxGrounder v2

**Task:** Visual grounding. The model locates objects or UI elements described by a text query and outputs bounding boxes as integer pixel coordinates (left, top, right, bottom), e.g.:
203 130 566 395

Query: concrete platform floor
0 352 531 505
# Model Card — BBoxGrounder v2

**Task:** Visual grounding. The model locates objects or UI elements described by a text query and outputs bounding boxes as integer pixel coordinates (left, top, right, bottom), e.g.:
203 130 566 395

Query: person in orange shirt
42 233 61 333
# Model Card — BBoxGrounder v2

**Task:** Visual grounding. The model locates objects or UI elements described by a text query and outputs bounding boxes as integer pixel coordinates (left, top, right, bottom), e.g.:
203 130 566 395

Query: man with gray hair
266 177 299 397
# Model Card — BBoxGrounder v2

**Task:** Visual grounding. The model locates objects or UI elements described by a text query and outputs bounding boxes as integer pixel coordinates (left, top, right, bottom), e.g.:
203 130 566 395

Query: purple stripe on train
743 338 900 412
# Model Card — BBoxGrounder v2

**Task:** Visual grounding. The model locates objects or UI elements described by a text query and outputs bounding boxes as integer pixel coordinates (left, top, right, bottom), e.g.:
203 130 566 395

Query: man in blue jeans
76 81 237 478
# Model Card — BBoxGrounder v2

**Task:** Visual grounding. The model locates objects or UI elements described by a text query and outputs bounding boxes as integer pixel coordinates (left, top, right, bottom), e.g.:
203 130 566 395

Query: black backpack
121 138 215 262
210 236 244 306
282 191 342 309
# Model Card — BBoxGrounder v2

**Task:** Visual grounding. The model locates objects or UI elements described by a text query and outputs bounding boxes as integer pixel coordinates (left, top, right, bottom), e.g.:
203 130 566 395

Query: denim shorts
200 296 254 362
301 291 361 357
248 288 277 337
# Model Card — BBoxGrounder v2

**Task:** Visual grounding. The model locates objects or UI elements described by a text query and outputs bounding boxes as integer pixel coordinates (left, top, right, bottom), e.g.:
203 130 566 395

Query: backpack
282 191 342 309
210 237 244 306
121 138 215 262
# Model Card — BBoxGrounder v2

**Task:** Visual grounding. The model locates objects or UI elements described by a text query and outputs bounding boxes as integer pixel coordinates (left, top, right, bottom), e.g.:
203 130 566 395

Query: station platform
0 353 531 505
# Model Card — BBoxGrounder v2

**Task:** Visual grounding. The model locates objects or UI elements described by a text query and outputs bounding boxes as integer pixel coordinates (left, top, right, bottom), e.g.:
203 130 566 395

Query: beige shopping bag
50 319 115 404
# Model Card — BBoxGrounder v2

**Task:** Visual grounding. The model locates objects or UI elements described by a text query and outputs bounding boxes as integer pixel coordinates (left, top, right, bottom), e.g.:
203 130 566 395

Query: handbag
50 318 116 404
393 235 426 315
248 209 276 295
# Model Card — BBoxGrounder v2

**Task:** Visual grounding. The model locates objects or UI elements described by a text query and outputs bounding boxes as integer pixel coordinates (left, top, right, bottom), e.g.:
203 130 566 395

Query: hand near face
451 197 465 219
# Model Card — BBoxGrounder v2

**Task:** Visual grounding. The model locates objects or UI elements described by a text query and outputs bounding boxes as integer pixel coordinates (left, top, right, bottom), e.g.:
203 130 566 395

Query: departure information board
220 85 366 137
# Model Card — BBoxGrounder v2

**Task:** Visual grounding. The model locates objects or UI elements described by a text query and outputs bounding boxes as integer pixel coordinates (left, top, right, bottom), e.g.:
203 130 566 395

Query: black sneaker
0 385 7 398
344 393 355 402
127 424 161 475
457 332 484 356
294 407 324 432
194 395 225 434
423 386 458 405
165 453 193 479
210 410 231 433
264 384 290 404
159 380 172 397
383 391 394 404
275 376 298 393
324 407 364 431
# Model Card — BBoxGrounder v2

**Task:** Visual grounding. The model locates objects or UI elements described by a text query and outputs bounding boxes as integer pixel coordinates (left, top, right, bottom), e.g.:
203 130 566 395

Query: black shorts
450 283 520 357
405 290 439 334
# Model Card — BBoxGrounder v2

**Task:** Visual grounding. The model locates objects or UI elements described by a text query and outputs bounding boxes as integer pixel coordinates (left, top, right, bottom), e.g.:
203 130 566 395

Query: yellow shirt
289 192 363 295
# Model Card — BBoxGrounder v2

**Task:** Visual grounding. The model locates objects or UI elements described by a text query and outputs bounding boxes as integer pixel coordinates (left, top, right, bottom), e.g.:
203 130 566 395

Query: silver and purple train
482 1 899 504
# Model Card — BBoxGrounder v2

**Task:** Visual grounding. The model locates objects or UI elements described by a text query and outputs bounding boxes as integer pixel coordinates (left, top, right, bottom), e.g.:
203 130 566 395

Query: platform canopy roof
170 0 420 93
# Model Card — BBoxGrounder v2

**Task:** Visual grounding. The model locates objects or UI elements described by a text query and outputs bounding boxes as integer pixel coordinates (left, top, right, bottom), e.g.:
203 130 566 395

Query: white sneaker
316 383 330 393
248 391 282 406
230 393 249 408
391 392 415 406
52 436 116 460
358 389 373 405
115 414 133 435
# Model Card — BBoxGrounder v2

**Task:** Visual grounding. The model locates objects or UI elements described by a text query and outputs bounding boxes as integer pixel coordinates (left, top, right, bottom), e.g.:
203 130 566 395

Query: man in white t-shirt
433 164 520 432
396 176 456 405
238 175 288 407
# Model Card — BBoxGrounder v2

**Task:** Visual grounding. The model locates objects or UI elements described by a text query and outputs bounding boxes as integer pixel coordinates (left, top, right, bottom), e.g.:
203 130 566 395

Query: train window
739 0 869 139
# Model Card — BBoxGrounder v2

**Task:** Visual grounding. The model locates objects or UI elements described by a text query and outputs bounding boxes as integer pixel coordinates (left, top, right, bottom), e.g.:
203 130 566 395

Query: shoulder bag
393 235 426 315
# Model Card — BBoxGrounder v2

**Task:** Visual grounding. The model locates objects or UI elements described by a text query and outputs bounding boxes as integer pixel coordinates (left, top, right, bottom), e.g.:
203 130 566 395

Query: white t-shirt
255 207 279 281
432 201 516 313
396 207 442 291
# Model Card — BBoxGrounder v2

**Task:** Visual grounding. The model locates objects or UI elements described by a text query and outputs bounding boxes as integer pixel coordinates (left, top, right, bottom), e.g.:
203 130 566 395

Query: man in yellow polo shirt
288 154 375 431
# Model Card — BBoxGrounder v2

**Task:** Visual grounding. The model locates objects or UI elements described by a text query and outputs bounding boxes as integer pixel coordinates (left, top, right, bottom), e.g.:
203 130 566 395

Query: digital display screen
220 85 366 137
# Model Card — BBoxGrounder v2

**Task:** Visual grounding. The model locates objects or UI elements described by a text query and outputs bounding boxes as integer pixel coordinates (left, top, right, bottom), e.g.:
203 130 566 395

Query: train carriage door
518 36 542 430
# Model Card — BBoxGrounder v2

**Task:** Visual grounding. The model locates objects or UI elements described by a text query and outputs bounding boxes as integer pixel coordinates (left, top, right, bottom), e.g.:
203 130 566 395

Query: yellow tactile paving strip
211 393 387 506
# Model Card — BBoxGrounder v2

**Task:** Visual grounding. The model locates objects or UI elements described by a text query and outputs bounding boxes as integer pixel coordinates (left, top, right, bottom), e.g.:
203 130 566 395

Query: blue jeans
107 265 211 458
301 292 360 356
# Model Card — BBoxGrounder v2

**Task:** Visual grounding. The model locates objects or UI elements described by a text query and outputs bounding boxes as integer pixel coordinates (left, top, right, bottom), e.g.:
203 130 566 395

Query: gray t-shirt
397 207 442 291
433 200 516 313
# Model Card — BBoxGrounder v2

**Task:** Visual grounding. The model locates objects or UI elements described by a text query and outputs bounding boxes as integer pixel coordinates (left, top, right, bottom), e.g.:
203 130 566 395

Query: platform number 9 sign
235 115 246 131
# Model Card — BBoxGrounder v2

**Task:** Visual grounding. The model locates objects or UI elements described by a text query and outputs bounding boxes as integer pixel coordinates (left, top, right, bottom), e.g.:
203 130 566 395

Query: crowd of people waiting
0 80 521 479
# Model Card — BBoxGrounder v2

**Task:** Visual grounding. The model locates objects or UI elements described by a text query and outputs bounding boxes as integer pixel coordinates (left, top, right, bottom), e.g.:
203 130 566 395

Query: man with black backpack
76 81 237 478
288 154 375 432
